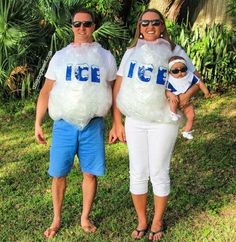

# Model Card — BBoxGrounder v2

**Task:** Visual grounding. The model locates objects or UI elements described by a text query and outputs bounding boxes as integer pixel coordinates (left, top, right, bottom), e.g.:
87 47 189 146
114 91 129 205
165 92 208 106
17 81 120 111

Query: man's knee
52 176 66 185
83 172 97 181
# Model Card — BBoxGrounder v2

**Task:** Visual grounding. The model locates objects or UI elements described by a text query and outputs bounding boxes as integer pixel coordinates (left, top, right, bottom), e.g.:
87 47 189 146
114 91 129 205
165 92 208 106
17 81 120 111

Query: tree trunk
149 0 185 21
149 0 233 27
149 0 173 15
166 0 186 22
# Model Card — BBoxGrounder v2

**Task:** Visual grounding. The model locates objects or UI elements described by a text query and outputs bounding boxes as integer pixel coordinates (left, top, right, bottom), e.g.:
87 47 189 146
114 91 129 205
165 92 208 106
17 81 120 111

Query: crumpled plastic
117 39 175 123
48 43 112 129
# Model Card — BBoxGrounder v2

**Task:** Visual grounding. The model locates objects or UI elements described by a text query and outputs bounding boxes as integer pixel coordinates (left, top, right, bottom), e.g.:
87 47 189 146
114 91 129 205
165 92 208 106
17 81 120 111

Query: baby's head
169 56 188 78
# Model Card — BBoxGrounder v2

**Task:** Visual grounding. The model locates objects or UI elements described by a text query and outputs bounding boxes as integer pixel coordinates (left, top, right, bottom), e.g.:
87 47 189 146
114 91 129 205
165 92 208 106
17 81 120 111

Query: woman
109 9 199 241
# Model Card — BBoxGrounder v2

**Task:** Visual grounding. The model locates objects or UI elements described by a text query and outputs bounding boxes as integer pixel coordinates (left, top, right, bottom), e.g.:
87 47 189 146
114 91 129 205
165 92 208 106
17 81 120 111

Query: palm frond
93 21 129 42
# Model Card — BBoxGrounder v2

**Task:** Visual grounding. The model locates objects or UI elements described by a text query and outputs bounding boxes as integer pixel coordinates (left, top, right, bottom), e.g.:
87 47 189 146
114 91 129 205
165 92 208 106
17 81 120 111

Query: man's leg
81 172 97 233
44 176 66 238
78 118 105 233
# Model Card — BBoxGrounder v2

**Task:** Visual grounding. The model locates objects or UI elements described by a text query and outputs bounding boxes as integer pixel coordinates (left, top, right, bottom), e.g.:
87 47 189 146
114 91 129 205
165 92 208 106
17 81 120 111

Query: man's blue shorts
49 118 105 177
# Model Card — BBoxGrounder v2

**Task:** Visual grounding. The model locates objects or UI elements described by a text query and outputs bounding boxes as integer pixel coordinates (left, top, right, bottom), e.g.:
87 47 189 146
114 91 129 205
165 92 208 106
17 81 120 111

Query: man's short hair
71 9 95 23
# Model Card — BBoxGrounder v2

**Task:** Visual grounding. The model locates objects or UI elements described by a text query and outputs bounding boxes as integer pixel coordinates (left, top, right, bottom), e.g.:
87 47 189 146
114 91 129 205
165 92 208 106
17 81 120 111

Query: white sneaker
170 112 181 121
182 131 194 140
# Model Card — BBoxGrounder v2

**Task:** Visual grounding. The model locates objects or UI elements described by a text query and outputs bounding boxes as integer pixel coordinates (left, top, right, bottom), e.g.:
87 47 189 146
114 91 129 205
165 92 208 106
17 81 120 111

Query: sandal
131 228 148 239
148 226 166 241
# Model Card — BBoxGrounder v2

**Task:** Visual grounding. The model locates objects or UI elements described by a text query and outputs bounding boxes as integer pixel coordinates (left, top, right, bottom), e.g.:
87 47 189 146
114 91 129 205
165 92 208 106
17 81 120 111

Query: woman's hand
108 125 117 144
115 122 126 143
169 93 179 105
179 92 190 109
166 90 179 104
109 122 126 144
109 75 126 143
179 83 199 108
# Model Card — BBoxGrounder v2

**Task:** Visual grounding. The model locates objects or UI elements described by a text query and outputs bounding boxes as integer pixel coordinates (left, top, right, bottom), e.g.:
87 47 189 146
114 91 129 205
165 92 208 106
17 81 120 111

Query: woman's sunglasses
140 19 162 27
72 21 93 28
170 66 188 74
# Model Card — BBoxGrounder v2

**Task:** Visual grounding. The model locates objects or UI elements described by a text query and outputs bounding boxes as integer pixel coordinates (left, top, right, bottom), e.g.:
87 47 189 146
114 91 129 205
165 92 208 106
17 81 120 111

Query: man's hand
35 124 47 145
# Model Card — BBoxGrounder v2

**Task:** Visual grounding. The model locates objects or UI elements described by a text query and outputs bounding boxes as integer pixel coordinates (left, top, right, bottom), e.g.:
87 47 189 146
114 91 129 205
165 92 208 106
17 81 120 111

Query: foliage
0 0 235 99
167 21 236 92
227 0 236 29
227 0 236 15
0 0 44 98
0 91 236 241
0 0 132 99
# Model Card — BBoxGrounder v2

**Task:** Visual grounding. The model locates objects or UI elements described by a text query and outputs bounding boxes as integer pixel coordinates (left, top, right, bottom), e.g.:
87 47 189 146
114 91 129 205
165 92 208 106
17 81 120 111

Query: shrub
168 21 236 92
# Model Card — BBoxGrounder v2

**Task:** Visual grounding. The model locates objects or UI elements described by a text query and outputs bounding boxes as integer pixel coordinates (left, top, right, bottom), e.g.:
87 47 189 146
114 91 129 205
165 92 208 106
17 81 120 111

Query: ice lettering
156 67 167 85
75 64 89 81
138 64 154 82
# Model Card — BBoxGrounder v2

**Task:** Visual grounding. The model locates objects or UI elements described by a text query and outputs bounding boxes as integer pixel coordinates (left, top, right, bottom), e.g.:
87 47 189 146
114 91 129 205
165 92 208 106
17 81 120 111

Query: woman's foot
148 228 164 241
148 221 165 241
131 227 148 239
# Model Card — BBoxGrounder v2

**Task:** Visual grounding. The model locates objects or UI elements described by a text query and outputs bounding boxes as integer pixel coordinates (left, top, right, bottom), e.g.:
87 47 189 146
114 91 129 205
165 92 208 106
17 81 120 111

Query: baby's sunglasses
140 19 162 27
72 21 94 28
170 66 188 74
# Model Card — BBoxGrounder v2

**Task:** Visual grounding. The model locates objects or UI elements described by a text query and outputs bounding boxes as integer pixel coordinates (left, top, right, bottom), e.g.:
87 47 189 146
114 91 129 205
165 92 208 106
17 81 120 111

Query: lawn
0 90 235 241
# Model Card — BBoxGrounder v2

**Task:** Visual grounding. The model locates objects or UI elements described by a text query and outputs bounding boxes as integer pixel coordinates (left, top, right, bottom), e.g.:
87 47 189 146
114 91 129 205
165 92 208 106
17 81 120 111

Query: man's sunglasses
170 66 188 74
72 21 94 28
140 19 162 27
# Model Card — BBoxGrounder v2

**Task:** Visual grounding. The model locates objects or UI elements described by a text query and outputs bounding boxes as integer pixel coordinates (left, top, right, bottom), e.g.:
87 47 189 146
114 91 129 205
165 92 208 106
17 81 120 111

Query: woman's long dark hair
129 8 175 50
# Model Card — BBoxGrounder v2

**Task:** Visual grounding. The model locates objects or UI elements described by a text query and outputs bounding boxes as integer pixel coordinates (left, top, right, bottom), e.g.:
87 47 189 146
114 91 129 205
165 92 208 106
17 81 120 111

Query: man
35 9 117 238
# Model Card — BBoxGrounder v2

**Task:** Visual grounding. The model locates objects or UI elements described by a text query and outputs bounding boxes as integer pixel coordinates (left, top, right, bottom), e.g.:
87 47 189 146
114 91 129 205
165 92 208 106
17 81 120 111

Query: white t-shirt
116 39 195 123
45 42 117 128
117 43 195 76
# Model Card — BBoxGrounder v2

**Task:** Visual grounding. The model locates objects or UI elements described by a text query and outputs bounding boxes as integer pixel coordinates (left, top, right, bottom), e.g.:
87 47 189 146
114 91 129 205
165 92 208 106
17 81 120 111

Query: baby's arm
193 71 210 98
198 80 210 98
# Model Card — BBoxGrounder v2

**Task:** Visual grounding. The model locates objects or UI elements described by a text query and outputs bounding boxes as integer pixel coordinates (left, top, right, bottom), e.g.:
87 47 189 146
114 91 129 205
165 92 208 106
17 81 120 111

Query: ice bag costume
166 72 199 95
116 39 173 123
45 42 117 128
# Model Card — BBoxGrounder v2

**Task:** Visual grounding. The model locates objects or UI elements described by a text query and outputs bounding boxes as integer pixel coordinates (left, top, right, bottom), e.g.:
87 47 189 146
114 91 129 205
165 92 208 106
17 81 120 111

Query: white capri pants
125 117 179 197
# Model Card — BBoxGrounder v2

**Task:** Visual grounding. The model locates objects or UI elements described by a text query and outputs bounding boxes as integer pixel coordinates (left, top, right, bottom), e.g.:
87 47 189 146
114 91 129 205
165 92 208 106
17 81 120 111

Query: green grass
0 90 236 241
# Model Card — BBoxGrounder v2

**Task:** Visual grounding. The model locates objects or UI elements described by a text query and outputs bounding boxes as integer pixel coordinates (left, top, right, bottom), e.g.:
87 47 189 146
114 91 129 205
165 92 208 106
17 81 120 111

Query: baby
166 56 210 139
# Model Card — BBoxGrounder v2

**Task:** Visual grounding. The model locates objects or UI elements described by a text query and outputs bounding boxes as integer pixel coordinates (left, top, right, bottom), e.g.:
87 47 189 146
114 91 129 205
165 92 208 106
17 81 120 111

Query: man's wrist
35 120 42 127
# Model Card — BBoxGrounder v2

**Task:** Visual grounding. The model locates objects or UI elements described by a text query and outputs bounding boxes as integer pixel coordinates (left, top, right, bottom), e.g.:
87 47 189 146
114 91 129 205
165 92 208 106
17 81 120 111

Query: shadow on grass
165 98 236 228
0 94 235 241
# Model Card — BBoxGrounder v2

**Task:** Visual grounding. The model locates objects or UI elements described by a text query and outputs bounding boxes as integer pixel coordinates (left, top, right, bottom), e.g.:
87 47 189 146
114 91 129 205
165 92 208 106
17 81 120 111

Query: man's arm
35 79 55 144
